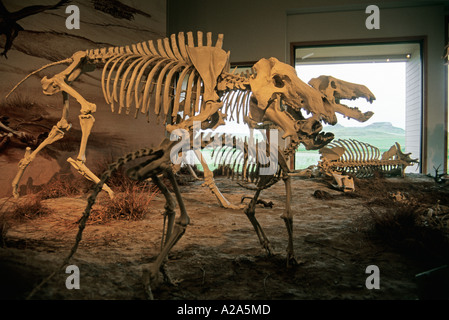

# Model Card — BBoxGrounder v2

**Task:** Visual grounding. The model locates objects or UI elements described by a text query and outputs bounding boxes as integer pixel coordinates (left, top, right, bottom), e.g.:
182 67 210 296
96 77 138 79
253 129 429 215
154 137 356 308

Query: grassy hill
325 122 405 151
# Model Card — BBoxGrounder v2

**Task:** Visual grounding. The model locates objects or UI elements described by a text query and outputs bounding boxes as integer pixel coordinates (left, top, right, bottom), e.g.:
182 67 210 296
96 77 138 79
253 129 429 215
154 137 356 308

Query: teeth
285 110 296 122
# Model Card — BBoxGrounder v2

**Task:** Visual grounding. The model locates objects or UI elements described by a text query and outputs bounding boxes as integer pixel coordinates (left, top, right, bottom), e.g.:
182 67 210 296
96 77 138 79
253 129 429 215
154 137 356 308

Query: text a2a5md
177 304 270 316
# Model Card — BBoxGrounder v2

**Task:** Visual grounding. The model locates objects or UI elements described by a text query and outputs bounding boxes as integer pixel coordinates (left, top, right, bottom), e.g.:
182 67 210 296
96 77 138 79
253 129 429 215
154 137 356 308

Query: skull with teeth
247 57 375 151
308 75 376 123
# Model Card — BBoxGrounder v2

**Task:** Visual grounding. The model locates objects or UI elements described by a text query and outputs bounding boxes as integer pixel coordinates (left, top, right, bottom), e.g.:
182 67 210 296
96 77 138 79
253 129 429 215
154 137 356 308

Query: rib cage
326 139 381 163
220 72 252 123
86 31 236 125
210 133 282 189
320 138 408 178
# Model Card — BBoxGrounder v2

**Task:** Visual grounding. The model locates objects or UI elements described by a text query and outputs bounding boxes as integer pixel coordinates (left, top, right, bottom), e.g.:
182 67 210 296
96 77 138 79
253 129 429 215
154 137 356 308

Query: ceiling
295 42 421 64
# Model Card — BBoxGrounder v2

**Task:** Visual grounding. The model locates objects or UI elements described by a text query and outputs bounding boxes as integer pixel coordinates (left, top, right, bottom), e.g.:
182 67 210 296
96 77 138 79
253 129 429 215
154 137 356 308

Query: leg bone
144 169 190 299
244 188 274 255
11 125 66 198
194 148 243 209
67 157 114 198
280 175 299 267
67 114 115 199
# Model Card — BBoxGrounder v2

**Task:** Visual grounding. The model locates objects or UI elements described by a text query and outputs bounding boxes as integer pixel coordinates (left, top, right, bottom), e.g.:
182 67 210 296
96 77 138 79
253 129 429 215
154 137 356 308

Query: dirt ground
1 173 449 300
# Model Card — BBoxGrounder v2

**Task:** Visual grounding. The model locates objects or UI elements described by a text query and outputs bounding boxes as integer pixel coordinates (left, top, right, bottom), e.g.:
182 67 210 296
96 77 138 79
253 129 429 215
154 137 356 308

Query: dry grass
0 95 46 116
91 151 149 192
0 96 50 150
89 183 159 224
35 173 87 200
0 196 54 247
83 152 163 224
346 176 449 265
4 197 53 221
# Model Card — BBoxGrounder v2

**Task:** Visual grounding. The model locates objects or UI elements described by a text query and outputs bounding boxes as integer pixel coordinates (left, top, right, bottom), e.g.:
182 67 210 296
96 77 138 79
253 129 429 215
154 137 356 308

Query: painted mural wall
0 0 167 197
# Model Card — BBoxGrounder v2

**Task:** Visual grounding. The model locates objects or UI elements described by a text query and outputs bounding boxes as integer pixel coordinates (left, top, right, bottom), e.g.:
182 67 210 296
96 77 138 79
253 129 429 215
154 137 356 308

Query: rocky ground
1 173 449 301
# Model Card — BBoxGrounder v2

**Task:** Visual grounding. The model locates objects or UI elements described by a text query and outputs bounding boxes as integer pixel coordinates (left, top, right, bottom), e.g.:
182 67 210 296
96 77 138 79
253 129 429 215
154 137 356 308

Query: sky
296 62 406 129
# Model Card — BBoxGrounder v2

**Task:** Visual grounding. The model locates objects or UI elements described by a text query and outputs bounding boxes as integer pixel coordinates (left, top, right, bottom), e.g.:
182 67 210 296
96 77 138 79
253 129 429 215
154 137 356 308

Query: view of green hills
295 122 405 169
324 122 405 151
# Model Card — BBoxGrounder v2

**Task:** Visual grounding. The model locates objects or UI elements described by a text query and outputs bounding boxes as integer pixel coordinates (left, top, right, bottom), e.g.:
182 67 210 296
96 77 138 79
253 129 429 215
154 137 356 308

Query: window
293 42 422 173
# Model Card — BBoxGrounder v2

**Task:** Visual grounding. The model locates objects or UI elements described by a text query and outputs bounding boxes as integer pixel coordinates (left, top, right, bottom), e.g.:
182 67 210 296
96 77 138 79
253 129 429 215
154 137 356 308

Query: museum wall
0 0 167 197
405 45 423 173
168 0 448 174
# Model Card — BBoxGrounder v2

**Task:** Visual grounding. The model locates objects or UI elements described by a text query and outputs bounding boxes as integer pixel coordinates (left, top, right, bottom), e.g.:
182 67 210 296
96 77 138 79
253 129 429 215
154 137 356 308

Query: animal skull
308 75 375 122
248 58 375 150
248 58 334 150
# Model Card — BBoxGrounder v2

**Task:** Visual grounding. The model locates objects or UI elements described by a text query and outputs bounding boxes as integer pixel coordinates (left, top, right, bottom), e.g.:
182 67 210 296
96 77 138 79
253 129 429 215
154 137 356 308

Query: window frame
290 36 428 173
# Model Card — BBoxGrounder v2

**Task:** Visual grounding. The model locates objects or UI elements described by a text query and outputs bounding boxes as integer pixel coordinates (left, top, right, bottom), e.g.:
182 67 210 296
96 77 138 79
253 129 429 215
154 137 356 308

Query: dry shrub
349 175 449 207
0 96 51 149
89 183 159 224
36 173 87 199
0 214 10 247
365 204 449 263
0 196 53 247
33 149 142 200
0 95 44 116
85 152 181 224
5 197 53 221
92 151 148 192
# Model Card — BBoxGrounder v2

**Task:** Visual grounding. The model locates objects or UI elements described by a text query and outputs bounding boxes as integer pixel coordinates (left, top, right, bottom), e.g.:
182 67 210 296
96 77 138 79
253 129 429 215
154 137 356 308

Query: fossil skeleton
7 31 375 297
319 138 418 191
209 133 278 185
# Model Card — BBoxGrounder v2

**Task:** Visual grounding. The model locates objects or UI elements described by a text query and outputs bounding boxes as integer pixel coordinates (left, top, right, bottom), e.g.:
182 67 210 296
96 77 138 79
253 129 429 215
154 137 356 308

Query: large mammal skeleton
7 31 375 297
7 31 376 204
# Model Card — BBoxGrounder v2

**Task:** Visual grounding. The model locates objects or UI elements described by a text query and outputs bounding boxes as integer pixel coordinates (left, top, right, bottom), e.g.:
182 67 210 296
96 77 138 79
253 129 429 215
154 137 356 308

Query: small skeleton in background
319 139 418 192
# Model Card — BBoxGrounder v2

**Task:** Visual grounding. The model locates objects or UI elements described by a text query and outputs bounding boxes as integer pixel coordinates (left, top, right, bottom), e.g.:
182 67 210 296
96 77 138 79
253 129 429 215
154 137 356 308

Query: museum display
6 31 378 298
1 1 448 302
